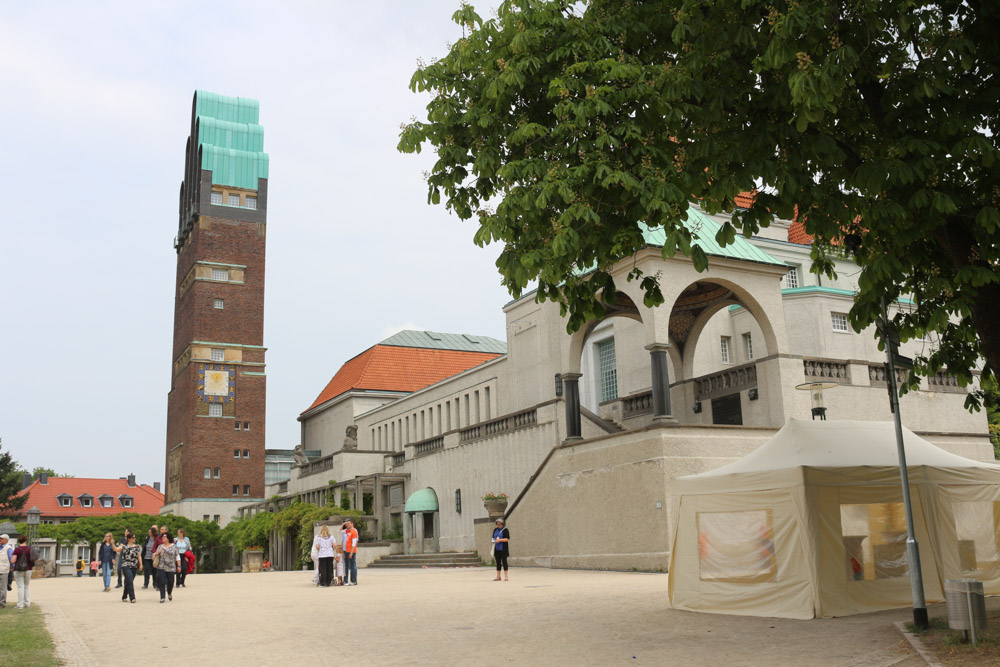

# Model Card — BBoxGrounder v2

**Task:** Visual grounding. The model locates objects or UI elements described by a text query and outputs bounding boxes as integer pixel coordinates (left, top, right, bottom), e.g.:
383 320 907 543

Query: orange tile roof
734 191 756 209
787 219 814 245
11 478 165 519
302 345 503 414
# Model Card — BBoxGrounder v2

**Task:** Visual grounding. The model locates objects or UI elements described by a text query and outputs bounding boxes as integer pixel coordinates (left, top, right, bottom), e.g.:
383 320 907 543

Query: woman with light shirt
174 529 191 588
153 531 181 603
312 526 337 587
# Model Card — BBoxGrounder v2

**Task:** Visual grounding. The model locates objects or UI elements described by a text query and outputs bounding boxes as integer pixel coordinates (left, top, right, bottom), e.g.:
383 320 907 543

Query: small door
422 512 435 538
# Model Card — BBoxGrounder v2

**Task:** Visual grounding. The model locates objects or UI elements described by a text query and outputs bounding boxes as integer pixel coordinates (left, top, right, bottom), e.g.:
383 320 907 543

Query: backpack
15 546 34 572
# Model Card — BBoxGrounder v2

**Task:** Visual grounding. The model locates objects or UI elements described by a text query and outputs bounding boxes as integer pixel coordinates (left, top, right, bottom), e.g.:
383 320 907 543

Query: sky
0 1 512 487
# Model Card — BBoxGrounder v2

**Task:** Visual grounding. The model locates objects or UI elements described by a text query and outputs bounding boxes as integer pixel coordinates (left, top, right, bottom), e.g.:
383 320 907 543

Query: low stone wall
506 423 775 572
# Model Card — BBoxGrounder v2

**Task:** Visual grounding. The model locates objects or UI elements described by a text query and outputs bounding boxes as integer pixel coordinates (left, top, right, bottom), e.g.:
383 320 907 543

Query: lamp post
794 381 839 420
879 296 928 630
26 506 40 546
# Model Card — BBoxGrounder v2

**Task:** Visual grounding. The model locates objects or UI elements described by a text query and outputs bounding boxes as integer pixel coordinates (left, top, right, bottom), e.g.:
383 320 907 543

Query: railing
927 371 965 393
622 391 653 418
300 454 334 478
460 408 538 443
868 364 910 387
803 358 850 383
413 437 444 456
695 363 757 399
391 451 405 466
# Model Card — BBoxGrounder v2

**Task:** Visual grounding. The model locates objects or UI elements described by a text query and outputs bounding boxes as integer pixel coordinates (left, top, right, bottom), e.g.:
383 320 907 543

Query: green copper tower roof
193 90 269 190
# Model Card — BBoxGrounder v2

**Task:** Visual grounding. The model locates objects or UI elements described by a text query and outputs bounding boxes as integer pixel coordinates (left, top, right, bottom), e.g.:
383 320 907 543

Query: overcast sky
0 2 512 487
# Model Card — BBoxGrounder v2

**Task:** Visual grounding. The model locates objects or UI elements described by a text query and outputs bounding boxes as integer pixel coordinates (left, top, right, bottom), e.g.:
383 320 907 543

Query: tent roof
677 419 999 483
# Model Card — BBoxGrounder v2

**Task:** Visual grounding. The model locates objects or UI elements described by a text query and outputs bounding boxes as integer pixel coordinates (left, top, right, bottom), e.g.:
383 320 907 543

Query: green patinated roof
640 207 786 267
380 330 507 354
194 90 268 190
404 488 439 513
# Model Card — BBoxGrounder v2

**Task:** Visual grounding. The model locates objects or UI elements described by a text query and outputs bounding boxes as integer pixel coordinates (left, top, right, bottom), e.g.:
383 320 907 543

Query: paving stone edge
893 620 943 667
40 600 96 667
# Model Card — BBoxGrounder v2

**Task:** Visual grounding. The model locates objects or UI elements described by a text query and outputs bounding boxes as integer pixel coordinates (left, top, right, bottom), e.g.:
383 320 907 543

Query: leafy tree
0 439 28 513
399 0 1000 405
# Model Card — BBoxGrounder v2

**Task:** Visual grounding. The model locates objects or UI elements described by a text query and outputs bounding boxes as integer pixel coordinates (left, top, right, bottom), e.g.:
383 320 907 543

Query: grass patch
0 605 62 665
910 612 1000 666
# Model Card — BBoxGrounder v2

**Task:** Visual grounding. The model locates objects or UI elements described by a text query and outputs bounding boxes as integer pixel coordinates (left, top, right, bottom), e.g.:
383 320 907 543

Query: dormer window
78 494 93 508
57 494 73 508
98 494 114 508
118 495 134 509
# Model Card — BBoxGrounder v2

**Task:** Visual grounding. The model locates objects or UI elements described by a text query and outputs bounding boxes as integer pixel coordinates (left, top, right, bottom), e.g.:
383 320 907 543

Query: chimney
153 482 161 492
39 473 48 485
127 474 136 488
22 473 31 489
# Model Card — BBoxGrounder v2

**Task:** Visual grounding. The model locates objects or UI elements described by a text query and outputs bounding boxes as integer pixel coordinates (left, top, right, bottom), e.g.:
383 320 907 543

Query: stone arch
565 290 644 374
667 277 782 380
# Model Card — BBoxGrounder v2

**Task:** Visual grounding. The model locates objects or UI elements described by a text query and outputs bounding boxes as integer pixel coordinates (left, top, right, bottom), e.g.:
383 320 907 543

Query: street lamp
26 506 40 545
794 381 839 420
879 296 928 630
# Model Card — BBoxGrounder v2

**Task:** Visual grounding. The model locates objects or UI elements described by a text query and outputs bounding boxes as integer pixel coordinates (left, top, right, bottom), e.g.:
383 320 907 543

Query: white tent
667 419 1000 619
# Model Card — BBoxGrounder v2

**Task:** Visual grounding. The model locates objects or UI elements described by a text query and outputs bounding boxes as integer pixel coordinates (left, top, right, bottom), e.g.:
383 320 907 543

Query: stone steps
369 552 484 568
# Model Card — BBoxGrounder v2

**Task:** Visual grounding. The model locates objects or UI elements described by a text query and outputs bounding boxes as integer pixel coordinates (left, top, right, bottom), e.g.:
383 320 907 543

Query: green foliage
0 440 27 513
383 517 404 541
339 493 351 511
13 512 221 559
220 500 365 570
401 0 1000 403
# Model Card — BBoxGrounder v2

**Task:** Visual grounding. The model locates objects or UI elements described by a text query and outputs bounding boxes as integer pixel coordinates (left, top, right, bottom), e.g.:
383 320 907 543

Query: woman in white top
174 528 192 588
312 526 337 587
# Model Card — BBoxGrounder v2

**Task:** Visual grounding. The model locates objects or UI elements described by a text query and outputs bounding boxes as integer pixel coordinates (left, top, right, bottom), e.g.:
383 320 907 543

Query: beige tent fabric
668 419 1000 619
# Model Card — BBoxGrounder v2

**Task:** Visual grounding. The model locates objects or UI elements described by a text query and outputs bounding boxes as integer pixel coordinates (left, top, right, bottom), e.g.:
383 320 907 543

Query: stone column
645 343 677 423
562 372 583 441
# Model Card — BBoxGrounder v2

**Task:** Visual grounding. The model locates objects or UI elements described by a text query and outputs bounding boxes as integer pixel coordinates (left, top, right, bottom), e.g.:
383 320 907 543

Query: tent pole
882 296 929 630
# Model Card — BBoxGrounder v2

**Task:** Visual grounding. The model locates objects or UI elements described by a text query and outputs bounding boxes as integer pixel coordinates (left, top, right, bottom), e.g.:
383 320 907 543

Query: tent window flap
841 502 909 581
696 509 776 584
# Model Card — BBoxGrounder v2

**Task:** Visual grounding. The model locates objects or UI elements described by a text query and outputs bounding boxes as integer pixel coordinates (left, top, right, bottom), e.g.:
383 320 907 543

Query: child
89 559 98 577
75 558 85 577
311 548 319 586
335 545 345 586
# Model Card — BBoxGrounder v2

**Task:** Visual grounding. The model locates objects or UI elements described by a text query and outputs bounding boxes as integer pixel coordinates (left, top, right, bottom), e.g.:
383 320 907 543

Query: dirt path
29 568 925 666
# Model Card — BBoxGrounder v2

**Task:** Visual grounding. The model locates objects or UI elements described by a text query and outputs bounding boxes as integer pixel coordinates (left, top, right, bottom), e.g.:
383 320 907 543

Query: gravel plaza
26 566 931 666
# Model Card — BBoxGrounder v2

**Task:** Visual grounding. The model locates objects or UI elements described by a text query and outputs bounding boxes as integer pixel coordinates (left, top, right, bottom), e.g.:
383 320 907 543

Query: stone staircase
368 552 484 568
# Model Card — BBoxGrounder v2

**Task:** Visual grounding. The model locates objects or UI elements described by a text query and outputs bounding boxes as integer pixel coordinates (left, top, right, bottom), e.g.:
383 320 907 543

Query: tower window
210 348 225 362
243 422 250 431
209 403 223 417
213 467 221 479
243 449 250 458
245 196 257 209
214 298 224 309
213 515 220 523
243 485 250 496
721 336 731 364
203 468 211 479
232 485 239 496
211 191 223 205
234 422 241 431
234 449 240 458
227 194 240 206
832 313 850 332
211 268 229 282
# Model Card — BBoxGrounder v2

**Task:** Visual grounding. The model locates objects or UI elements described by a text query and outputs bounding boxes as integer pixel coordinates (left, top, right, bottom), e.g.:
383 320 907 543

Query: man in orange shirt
343 519 359 586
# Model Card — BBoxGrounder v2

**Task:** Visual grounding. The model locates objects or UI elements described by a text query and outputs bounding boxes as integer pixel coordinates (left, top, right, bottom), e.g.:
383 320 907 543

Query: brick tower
163 90 268 524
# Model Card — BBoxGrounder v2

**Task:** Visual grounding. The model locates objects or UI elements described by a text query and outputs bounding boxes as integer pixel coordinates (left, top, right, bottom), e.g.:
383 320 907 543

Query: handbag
153 551 161 569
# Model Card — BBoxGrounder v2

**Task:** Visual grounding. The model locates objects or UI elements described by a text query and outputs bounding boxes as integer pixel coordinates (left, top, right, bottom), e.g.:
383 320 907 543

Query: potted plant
242 545 265 573
482 492 509 517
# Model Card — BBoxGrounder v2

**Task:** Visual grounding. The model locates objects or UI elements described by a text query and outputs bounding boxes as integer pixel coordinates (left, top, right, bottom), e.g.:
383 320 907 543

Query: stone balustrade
802 358 850 383
460 408 538 443
622 391 653 418
695 363 757 399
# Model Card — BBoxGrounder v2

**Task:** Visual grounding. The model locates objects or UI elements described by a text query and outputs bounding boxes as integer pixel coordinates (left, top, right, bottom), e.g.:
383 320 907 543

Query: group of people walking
97 524 193 604
311 519 358 587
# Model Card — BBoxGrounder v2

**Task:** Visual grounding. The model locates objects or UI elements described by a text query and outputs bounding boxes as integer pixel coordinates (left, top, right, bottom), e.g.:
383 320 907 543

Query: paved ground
25 567 928 666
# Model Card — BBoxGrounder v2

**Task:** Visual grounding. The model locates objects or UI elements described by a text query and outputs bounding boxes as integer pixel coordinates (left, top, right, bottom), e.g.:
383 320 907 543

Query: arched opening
666 278 781 426
404 487 439 554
